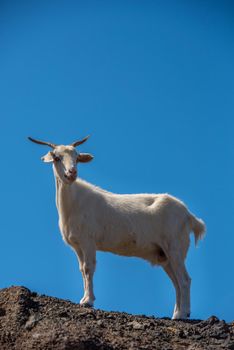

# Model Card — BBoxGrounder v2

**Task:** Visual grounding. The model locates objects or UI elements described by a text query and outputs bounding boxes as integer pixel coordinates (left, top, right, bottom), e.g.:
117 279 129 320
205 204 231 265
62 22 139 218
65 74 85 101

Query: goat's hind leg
163 262 181 319
169 256 191 319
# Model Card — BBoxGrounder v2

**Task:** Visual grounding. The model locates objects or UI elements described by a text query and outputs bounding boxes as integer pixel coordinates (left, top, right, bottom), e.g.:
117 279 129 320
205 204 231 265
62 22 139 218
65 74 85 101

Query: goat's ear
77 153 94 163
41 151 54 163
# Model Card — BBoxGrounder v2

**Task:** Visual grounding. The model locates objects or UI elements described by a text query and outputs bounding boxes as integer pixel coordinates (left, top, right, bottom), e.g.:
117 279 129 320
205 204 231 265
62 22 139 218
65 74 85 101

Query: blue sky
0 0 234 321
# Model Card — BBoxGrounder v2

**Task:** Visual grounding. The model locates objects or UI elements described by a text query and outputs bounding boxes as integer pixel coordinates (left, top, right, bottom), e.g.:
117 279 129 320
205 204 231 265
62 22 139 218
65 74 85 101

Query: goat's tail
189 213 206 246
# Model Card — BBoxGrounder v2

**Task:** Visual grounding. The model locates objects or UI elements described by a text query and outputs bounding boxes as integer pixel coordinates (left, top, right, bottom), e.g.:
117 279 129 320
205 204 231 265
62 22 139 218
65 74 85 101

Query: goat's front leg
72 244 87 305
75 241 96 307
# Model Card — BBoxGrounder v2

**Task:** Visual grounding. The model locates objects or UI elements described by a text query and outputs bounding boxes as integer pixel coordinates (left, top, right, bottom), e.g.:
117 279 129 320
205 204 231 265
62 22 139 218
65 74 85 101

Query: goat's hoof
80 302 93 308
79 298 94 308
172 311 190 320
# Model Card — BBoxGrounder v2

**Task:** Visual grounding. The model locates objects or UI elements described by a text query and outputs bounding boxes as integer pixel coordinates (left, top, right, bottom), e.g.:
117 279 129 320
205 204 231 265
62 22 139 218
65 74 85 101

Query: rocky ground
0 286 233 349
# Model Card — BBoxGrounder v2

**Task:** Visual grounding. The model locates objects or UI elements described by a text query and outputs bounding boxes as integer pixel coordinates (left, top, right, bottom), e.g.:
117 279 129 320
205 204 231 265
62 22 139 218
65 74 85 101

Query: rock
207 315 220 325
0 286 233 350
127 320 144 330
24 313 41 330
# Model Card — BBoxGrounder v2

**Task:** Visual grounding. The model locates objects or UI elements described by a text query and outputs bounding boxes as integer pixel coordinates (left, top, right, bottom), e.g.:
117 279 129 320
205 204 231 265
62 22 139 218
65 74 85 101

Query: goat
28 135 205 319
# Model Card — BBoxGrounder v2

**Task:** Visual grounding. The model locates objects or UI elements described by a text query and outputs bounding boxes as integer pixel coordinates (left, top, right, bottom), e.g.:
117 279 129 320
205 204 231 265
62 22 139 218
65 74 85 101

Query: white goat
29 136 205 319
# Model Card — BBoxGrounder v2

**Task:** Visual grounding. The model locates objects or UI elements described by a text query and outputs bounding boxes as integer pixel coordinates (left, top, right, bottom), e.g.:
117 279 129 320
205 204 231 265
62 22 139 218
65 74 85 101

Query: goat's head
28 136 93 184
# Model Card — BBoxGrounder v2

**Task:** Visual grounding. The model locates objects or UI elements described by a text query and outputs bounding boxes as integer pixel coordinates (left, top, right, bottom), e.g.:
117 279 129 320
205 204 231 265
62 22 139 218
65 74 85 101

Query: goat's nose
68 167 77 175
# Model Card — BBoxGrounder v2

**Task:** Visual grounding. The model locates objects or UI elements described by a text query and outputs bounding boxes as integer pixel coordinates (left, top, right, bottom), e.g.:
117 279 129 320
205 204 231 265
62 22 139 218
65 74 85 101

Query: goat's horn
28 137 56 148
71 135 90 147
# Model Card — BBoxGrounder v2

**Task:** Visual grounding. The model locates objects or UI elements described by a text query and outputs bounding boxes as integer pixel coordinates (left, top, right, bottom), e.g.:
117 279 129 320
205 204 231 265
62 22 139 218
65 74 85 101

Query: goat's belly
97 240 149 260
97 238 134 254
97 240 167 265
112 244 142 257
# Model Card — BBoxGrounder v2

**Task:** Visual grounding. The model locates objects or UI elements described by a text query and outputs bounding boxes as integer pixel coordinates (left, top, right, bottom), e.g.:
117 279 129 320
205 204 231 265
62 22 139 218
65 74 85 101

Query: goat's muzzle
64 167 77 182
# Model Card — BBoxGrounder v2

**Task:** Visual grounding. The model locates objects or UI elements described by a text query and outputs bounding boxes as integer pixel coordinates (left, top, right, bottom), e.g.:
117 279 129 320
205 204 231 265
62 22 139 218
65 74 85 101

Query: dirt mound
0 286 233 349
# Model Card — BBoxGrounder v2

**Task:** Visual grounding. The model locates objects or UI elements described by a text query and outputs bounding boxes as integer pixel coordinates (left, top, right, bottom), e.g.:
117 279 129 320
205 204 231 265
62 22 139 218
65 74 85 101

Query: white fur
33 142 205 319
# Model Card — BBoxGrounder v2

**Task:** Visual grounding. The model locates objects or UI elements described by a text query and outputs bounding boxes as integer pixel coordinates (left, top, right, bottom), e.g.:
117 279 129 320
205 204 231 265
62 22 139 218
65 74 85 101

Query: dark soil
0 286 233 349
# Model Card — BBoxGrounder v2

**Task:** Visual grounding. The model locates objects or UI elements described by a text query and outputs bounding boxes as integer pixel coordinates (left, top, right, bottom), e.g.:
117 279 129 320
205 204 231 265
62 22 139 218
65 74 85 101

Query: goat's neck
55 177 74 222
54 174 103 225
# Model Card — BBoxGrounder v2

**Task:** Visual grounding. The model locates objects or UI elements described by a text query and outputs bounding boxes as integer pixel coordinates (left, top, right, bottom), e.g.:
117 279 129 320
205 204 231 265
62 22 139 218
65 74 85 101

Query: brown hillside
0 286 233 349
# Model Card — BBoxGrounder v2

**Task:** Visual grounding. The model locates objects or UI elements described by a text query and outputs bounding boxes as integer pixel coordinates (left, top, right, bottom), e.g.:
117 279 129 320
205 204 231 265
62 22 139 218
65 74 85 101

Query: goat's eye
54 156 60 162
